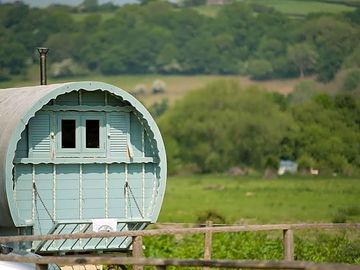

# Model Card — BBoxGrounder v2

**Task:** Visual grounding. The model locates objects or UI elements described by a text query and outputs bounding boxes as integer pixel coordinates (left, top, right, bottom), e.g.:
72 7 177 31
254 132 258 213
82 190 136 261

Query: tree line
0 1 359 82
159 80 360 176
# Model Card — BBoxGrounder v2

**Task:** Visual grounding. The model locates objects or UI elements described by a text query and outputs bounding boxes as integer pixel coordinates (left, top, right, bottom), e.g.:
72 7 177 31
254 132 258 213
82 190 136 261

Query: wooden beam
1 255 360 270
283 229 294 261
0 223 358 244
204 220 213 270
133 236 144 270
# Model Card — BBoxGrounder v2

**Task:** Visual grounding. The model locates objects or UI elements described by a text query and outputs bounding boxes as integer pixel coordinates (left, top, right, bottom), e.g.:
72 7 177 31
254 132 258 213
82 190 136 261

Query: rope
124 182 144 219
33 182 55 224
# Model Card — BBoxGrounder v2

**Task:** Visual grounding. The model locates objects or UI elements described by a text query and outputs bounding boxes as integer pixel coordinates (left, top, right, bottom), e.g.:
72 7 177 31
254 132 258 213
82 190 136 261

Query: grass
158 175 360 224
244 0 355 16
194 0 355 17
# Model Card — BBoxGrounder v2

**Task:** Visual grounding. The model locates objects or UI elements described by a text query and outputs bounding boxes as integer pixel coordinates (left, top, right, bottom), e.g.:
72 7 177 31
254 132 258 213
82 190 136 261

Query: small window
86 120 100 148
61 120 76 148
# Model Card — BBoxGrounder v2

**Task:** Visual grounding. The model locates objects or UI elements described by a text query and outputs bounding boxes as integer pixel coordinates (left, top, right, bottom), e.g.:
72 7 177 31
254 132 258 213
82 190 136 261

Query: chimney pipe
37 47 49 85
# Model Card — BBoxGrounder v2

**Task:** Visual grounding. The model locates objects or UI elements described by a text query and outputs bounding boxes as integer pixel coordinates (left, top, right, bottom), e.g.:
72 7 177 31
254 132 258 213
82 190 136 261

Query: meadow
142 175 360 265
194 0 356 18
158 175 360 224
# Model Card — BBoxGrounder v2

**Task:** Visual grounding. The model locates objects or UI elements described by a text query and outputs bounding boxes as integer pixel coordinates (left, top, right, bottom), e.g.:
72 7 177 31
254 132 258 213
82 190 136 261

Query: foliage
288 80 320 104
287 43 317 78
159 81 294 173
158 78 360 175
248 59 273 80
342 69 360 91
291 93 360 175
0 1 359 81
142 230 360 264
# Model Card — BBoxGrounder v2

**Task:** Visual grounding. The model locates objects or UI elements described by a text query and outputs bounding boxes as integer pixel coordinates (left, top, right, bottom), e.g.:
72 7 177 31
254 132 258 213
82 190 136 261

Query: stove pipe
37 47 49 85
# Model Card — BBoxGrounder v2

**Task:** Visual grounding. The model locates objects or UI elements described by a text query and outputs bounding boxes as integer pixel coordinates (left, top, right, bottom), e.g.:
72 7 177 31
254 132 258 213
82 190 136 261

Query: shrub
342 69 360 91
248 59 273 80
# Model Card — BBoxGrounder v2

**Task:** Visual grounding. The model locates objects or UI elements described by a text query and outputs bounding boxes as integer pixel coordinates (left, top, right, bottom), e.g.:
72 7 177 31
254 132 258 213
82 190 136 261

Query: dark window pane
62 120 76 148
86 120 100 148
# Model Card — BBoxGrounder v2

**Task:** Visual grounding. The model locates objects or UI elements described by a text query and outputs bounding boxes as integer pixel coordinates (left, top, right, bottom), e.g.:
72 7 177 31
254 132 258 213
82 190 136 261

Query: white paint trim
32 165 35 221
125 163 128 219
79 164 83 220
53 164 56 220
105 164 109 218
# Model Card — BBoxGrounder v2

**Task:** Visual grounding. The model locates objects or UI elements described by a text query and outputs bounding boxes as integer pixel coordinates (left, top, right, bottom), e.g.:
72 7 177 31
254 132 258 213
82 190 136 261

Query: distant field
246 0 355 15
194 0 355 17
158 175 360 224
0 70 306 106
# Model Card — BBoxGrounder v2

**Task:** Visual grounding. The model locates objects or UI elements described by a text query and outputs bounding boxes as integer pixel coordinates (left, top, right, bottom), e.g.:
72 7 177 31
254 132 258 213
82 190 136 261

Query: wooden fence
0 223 359 270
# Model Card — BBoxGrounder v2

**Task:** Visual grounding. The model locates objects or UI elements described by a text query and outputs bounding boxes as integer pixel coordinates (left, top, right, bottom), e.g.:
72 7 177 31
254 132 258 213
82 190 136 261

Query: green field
194 0 355 18
158 175 360 224
246 0 355 15
145 175 360 264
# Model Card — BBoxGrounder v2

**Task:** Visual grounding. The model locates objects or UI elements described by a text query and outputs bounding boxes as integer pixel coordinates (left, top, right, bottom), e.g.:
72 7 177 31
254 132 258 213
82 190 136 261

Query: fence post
283 229 294 261
204 220 213 270
133 235 144 270
35 264 48 270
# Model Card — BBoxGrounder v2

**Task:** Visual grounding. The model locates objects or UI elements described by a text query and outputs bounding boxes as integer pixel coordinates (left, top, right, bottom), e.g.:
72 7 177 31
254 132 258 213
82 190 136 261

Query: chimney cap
37 47 49 54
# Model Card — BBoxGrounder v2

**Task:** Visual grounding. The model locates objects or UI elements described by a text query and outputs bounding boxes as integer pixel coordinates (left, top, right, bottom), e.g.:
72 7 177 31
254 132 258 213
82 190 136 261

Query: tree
287 43 317 78
159 80 294 173
248 59 273 80
80 0 98 12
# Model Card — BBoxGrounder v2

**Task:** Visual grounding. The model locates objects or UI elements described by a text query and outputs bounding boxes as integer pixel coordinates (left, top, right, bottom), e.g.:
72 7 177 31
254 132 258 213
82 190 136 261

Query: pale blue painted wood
108 112 129 158
144 131 155 157
82 164 105 219
82 90 105 106
56 164 80 220
33 164 53 235
144 163 155 216
55 91 79 105
14 164 32 222
107 93 125 106
108 164 126 218
130 113 143 157
15 128 28 159
127 164 143 218
28 112 51 158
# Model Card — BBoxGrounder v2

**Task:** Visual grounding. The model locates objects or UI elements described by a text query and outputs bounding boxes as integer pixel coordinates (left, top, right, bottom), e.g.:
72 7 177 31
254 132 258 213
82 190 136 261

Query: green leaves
159 80 293 173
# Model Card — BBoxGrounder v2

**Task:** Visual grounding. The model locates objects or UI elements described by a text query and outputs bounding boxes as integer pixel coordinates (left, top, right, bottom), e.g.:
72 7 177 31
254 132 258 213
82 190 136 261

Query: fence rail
0 223 359 270
1 255 360 270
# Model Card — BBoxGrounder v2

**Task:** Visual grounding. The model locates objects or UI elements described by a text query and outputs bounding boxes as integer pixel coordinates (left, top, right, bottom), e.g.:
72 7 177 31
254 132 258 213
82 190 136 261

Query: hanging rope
124 182 144 219
33 182 55 224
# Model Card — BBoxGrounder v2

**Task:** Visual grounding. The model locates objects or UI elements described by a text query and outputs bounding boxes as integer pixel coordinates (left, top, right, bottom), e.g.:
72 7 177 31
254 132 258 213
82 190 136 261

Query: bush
342 69 360 91
143 231 360 263
50 58 89 78
152 79 166 94
248 59 273 80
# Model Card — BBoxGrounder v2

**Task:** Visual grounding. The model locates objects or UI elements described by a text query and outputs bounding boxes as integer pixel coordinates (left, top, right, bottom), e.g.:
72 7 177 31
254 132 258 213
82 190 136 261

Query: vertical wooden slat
204 220 213 270
283 229 294 261
133 236 144 270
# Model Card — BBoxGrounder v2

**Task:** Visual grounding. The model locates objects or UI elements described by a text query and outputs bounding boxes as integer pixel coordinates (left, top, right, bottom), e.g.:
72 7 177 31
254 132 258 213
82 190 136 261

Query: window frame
56 112 106 158
56 114 81 156
81 114 106 156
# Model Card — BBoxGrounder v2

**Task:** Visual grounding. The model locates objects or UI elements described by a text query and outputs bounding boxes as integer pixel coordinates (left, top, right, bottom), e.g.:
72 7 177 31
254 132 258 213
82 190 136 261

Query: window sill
14 157 158 164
